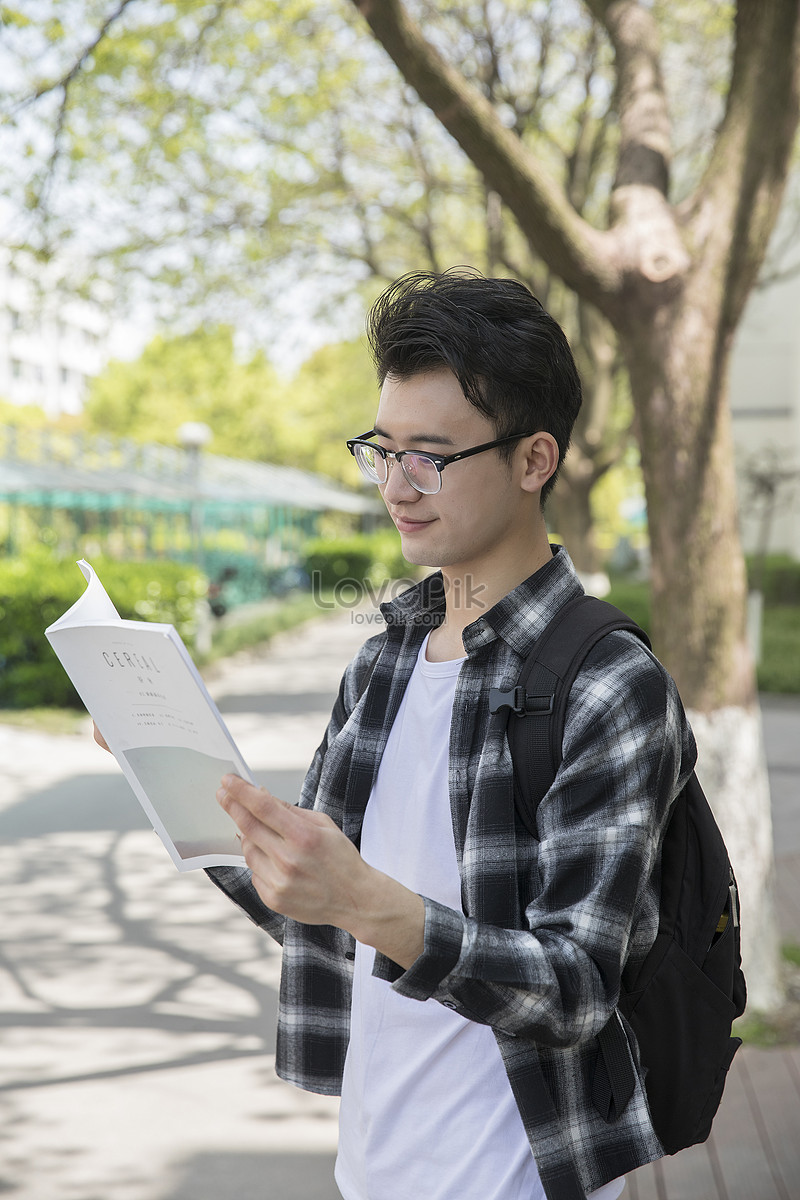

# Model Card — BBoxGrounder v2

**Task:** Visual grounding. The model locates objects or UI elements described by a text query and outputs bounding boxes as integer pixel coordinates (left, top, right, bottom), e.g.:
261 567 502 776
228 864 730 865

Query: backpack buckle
489 687 554 717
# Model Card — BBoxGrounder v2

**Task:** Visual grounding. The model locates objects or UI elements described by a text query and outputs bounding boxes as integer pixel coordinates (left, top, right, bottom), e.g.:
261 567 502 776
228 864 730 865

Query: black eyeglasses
345 430 535 495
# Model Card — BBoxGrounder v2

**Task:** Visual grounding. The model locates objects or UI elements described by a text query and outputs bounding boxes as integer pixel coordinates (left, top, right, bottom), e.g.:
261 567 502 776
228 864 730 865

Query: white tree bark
689 703 782 1013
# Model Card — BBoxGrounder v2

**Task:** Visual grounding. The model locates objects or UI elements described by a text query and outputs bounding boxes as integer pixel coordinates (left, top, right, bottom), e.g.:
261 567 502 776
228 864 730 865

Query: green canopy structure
0 424 379 602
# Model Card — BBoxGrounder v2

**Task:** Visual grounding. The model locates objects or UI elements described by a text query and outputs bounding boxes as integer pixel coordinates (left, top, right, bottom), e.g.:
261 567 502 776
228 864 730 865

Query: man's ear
519 433 560 496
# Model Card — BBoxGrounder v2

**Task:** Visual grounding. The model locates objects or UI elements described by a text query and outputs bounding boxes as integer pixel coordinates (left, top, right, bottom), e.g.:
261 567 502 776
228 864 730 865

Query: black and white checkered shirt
209 546 696 1200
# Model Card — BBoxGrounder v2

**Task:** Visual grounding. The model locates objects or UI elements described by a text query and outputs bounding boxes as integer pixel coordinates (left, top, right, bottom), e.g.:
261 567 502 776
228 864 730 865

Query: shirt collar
380 544 584 655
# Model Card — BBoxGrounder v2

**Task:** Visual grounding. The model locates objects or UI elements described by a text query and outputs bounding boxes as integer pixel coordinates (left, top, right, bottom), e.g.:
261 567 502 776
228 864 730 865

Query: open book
45 561 250 871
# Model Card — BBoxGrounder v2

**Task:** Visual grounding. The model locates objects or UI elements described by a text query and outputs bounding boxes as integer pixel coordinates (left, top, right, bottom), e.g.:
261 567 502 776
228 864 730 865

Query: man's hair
365 268 582 504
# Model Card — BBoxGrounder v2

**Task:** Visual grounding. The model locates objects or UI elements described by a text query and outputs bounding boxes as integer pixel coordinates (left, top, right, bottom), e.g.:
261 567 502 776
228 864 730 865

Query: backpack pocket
620 938 742 1155
703 886 747 1017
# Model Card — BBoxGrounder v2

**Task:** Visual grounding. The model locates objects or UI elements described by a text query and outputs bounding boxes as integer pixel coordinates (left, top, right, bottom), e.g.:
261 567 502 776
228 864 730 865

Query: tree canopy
1 0 489 336
82 324 377 486
1 2 734 326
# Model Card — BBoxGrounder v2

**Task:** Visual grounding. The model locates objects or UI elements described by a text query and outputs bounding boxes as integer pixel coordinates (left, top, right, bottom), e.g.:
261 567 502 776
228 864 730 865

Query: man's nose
381 456 421 503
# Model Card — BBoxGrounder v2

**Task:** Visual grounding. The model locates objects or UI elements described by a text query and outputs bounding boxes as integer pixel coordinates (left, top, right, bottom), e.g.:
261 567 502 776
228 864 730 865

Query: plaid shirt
209 546 696 1200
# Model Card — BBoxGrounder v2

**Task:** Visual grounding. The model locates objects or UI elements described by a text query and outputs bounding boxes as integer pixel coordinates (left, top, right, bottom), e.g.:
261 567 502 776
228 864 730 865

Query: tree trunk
620 283 782 1010
551 467 603 577
554 299 628 579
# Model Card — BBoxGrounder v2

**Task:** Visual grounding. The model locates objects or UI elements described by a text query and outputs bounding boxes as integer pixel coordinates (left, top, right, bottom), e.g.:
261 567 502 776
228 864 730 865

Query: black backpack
488 593 747 1156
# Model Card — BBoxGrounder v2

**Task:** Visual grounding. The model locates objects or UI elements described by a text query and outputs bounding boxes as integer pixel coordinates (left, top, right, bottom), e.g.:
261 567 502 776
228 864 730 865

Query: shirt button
442 1000 458 1010
345 950 355 961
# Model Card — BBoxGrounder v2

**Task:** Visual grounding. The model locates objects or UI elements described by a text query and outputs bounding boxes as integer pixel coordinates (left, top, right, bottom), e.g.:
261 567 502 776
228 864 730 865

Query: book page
45 563 251 871
47 558 122 626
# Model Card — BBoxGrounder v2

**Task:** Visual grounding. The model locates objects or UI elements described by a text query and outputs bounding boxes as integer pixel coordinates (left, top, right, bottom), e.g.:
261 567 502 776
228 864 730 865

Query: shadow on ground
156 1151 340 1200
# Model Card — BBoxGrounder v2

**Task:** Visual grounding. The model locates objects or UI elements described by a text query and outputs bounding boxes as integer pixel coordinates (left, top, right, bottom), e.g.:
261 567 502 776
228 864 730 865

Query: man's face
373 368 534 578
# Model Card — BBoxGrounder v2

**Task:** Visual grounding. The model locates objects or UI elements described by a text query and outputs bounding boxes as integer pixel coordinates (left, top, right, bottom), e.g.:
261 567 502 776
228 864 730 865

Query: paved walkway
0 610 798 1200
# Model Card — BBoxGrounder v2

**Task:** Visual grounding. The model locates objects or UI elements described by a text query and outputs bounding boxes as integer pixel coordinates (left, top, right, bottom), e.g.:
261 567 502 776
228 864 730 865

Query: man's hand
217 775 425 969
93 723 111 752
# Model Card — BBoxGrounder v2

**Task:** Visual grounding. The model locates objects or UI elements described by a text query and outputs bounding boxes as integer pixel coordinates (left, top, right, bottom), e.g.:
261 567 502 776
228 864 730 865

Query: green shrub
200 592 326 664
757 605 800 694
365 529 415 583
0 554 207 709
747 555 800 606
302 530 412 589
605 578 652 635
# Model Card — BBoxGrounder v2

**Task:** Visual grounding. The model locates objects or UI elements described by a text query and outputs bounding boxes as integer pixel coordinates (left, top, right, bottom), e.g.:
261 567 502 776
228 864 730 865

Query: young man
209 271 696 1200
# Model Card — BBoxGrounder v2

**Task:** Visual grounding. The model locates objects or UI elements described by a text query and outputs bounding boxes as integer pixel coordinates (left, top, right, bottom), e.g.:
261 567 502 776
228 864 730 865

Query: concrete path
0 609 797 1200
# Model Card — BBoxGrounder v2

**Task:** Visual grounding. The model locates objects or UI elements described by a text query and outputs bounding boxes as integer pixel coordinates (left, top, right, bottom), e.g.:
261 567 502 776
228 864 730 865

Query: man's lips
392 513 435 533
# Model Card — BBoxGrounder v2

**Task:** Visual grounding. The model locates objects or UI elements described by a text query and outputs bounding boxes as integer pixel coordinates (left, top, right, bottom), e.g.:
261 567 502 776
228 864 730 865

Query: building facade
0 249 108 417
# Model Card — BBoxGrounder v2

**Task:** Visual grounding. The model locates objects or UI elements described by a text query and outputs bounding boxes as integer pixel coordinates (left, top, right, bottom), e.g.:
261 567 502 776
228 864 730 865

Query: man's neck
426 536 554 662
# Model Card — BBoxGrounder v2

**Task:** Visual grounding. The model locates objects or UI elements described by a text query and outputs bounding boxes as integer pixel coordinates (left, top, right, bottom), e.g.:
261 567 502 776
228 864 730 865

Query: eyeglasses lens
355 442 385 483
401 454 440 494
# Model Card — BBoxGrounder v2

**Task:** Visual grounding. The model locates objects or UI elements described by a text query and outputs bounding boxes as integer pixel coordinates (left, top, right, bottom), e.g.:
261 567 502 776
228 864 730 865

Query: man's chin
399 545 440 568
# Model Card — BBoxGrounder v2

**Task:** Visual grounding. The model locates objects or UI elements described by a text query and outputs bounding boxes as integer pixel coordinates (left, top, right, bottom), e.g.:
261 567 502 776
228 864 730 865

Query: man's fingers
93 723 111 753
216 774 294 838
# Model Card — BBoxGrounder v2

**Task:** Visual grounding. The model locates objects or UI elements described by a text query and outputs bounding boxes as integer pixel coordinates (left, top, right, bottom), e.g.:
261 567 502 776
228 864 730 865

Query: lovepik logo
310 572 488 619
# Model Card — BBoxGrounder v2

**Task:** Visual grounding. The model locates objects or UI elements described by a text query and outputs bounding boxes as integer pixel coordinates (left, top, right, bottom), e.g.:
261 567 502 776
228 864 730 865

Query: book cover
45 561 250 871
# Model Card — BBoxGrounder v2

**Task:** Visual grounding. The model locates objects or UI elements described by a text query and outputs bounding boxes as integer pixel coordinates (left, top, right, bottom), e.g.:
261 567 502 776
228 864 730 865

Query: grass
783 943 800 969
195 590 331 665
0 706 91 736
734 1011 781 1047
733 944 800 1046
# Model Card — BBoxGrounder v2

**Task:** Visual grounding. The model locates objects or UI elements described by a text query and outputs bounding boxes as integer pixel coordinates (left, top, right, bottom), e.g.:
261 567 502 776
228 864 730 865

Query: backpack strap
490 594 653 1125
490 594 650 838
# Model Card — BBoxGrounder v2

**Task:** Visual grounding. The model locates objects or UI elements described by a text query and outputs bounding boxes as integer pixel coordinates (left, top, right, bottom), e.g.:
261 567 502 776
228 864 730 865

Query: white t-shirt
335 634 624 1200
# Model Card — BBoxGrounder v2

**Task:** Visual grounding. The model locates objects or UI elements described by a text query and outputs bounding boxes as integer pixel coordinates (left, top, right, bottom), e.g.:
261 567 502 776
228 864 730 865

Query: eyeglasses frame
345 429 536 494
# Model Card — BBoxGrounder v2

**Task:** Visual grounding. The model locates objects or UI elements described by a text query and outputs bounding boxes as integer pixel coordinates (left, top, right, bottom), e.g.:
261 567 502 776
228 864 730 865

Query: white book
45 560 250 872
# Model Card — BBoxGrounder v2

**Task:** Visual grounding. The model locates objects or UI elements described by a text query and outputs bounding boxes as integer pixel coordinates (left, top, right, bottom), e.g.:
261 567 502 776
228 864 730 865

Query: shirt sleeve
372 633 697 1048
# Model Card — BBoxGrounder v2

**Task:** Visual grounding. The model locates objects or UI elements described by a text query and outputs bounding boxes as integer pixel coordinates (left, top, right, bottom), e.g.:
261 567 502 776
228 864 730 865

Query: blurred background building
0 248 109 417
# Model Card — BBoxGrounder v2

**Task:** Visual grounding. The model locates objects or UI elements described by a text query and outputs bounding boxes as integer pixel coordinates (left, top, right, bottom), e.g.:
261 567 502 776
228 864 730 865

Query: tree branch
348 0 621 307
18 0 140 110
10 0 142 229
584 0 691 285
584 0 672 194
565 26 605 213
686 0 800 325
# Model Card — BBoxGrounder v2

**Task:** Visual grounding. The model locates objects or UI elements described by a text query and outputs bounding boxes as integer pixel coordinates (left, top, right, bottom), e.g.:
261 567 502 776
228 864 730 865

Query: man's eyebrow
372 424 456 448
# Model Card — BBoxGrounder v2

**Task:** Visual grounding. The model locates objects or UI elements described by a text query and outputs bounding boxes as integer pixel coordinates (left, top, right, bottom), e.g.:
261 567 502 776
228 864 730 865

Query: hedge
301 530 412 589
747 555 800 606
756 605 800 694
603 578 652 635
0 555 207 709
